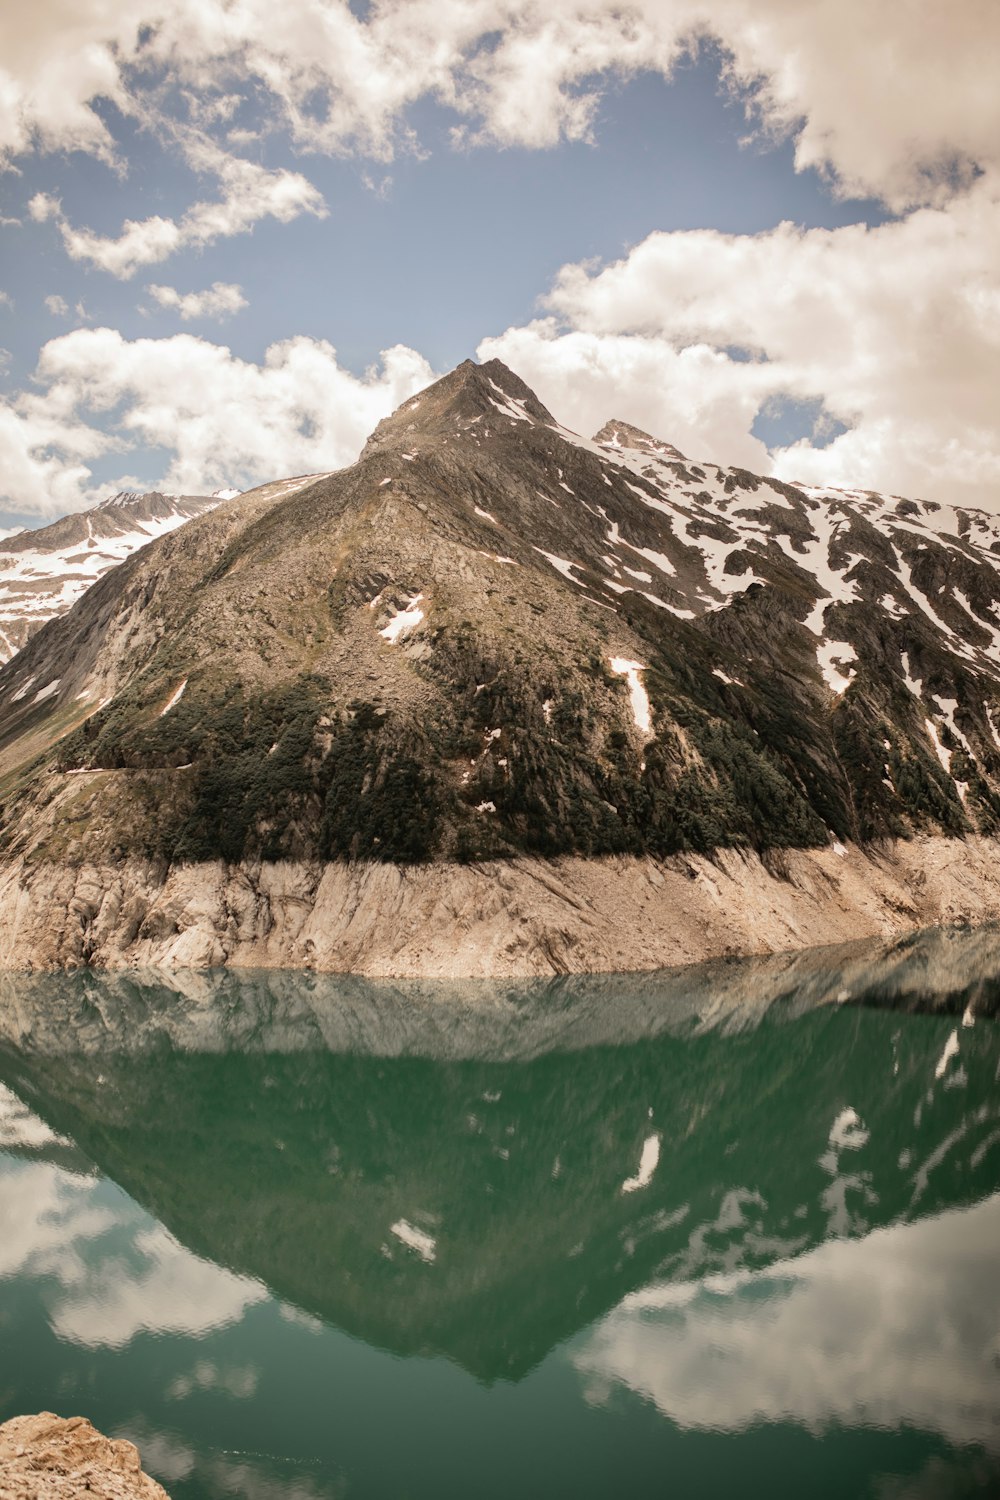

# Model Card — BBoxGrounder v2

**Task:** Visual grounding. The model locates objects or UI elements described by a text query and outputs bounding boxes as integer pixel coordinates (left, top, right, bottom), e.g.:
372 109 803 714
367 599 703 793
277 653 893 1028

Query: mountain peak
362 358 556 457
99 489 163 510
592 420 686 462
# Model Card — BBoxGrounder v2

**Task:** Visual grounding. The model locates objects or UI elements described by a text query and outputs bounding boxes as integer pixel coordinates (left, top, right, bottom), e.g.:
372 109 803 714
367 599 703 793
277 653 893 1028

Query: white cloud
0 327 435 515
480 320 777 472
1 3 998 207
147 281 248 322
480 175 1000 507
27 190 59 221
44 293 68 316
0 290 12 309
41 140 326 278
3 4 998 508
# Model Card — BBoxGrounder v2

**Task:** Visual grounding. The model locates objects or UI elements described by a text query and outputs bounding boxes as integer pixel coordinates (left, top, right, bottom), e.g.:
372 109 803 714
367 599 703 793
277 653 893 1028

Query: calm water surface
1 930 999 1499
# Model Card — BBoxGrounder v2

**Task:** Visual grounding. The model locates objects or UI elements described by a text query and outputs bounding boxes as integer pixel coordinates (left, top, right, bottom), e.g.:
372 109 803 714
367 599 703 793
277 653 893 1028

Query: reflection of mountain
0 943 997 1383
2 922 999 1062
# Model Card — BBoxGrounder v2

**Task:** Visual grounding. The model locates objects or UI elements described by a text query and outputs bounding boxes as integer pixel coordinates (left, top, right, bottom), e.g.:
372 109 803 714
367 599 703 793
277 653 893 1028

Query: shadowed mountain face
1 929 997 1382
2 358 1000 867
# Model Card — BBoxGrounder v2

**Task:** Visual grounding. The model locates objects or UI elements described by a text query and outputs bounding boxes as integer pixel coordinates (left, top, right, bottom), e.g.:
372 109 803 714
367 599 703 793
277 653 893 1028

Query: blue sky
1 2 997 528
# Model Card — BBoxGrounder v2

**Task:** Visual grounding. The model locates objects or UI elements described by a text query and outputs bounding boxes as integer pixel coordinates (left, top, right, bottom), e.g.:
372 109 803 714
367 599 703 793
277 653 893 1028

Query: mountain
0 487 233 665
1 358 1000 974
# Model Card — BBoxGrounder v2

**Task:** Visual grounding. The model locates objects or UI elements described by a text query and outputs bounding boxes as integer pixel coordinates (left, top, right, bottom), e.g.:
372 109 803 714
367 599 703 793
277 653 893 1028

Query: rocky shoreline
1 835 998 977
0 1414 168 1499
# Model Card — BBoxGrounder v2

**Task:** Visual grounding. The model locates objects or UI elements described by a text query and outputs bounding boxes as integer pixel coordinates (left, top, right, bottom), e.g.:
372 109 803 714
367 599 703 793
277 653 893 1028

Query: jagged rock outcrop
0 1414 169 1499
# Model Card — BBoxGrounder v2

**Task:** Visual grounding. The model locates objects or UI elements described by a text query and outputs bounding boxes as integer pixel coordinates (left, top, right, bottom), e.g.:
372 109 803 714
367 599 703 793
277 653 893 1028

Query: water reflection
576 1193 1000 1449
0 927 997 1498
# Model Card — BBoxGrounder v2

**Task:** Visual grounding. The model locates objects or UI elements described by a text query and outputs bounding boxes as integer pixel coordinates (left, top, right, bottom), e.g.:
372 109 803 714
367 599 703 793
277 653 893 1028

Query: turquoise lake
0 929 998 1498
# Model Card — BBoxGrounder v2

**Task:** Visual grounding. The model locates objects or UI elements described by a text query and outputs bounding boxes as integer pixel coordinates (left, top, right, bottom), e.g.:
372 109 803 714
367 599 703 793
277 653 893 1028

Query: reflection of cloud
119 1426 196 1486
574 1193 1000 1451
168 1359 259 1401
0 1082 71 1150
278 1302 323 1334
53 1222 267 1350
874 1452 1000 1500
126 1421 338 1500
0 1160 113 1282
0 1159 266 1349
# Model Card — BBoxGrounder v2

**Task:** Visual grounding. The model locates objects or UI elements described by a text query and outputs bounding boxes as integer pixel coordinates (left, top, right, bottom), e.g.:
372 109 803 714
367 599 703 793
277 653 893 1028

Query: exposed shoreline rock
1 835 999 977
0 1414 169 1499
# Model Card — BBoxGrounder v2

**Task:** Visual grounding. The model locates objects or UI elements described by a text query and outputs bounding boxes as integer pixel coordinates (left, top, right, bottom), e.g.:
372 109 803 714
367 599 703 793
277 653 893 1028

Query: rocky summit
1 359 1000 974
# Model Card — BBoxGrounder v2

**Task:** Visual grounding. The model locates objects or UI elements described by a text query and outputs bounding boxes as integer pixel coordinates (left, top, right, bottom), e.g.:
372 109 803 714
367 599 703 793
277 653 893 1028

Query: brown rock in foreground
0 1414 169 1500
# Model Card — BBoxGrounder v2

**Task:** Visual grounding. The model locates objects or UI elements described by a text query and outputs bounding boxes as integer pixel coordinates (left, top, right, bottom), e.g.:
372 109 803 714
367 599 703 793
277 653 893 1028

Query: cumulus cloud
1 3 998 207
3 4 998 508
0 290 12 310
147 281 248 322
38 140 326 279
0 327 435 516
480 175 1000 507
44 293 68 316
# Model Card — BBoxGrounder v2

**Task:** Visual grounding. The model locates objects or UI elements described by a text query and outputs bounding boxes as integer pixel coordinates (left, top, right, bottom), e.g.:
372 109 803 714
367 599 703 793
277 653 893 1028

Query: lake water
1 928 998 1499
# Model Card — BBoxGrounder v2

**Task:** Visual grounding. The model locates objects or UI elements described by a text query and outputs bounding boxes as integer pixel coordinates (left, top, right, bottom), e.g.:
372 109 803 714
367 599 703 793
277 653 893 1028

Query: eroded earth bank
2 836 999 977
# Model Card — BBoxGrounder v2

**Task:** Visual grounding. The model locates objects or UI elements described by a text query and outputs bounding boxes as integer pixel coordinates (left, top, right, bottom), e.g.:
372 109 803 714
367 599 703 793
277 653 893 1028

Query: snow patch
829 1107 869 1150
924 717 952 775
817 640 857 696
622 1134 660 1194
534 549 585 585
901 652 922 699
934 1029 960 1080
380 594 424 643
609 657 651 735
160 679 187 716
390 1220 436 1263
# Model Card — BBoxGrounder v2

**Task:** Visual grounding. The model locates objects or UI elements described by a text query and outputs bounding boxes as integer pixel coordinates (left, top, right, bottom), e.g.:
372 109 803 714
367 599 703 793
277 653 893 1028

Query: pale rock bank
1 836 999 976
0 1414 169 1499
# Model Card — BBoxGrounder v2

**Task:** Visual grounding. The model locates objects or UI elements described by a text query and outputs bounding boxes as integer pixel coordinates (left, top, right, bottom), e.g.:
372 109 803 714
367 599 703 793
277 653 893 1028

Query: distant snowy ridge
0 489 226 663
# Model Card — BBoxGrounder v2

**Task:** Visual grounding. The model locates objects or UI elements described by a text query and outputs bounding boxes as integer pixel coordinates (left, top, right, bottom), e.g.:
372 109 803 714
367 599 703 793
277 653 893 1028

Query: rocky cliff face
1 359 1000 972
1 836 999 976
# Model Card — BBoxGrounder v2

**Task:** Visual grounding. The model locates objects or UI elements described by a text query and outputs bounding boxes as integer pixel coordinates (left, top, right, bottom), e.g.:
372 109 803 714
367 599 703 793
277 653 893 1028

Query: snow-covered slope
0 490 234 664
548 418 1000 691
